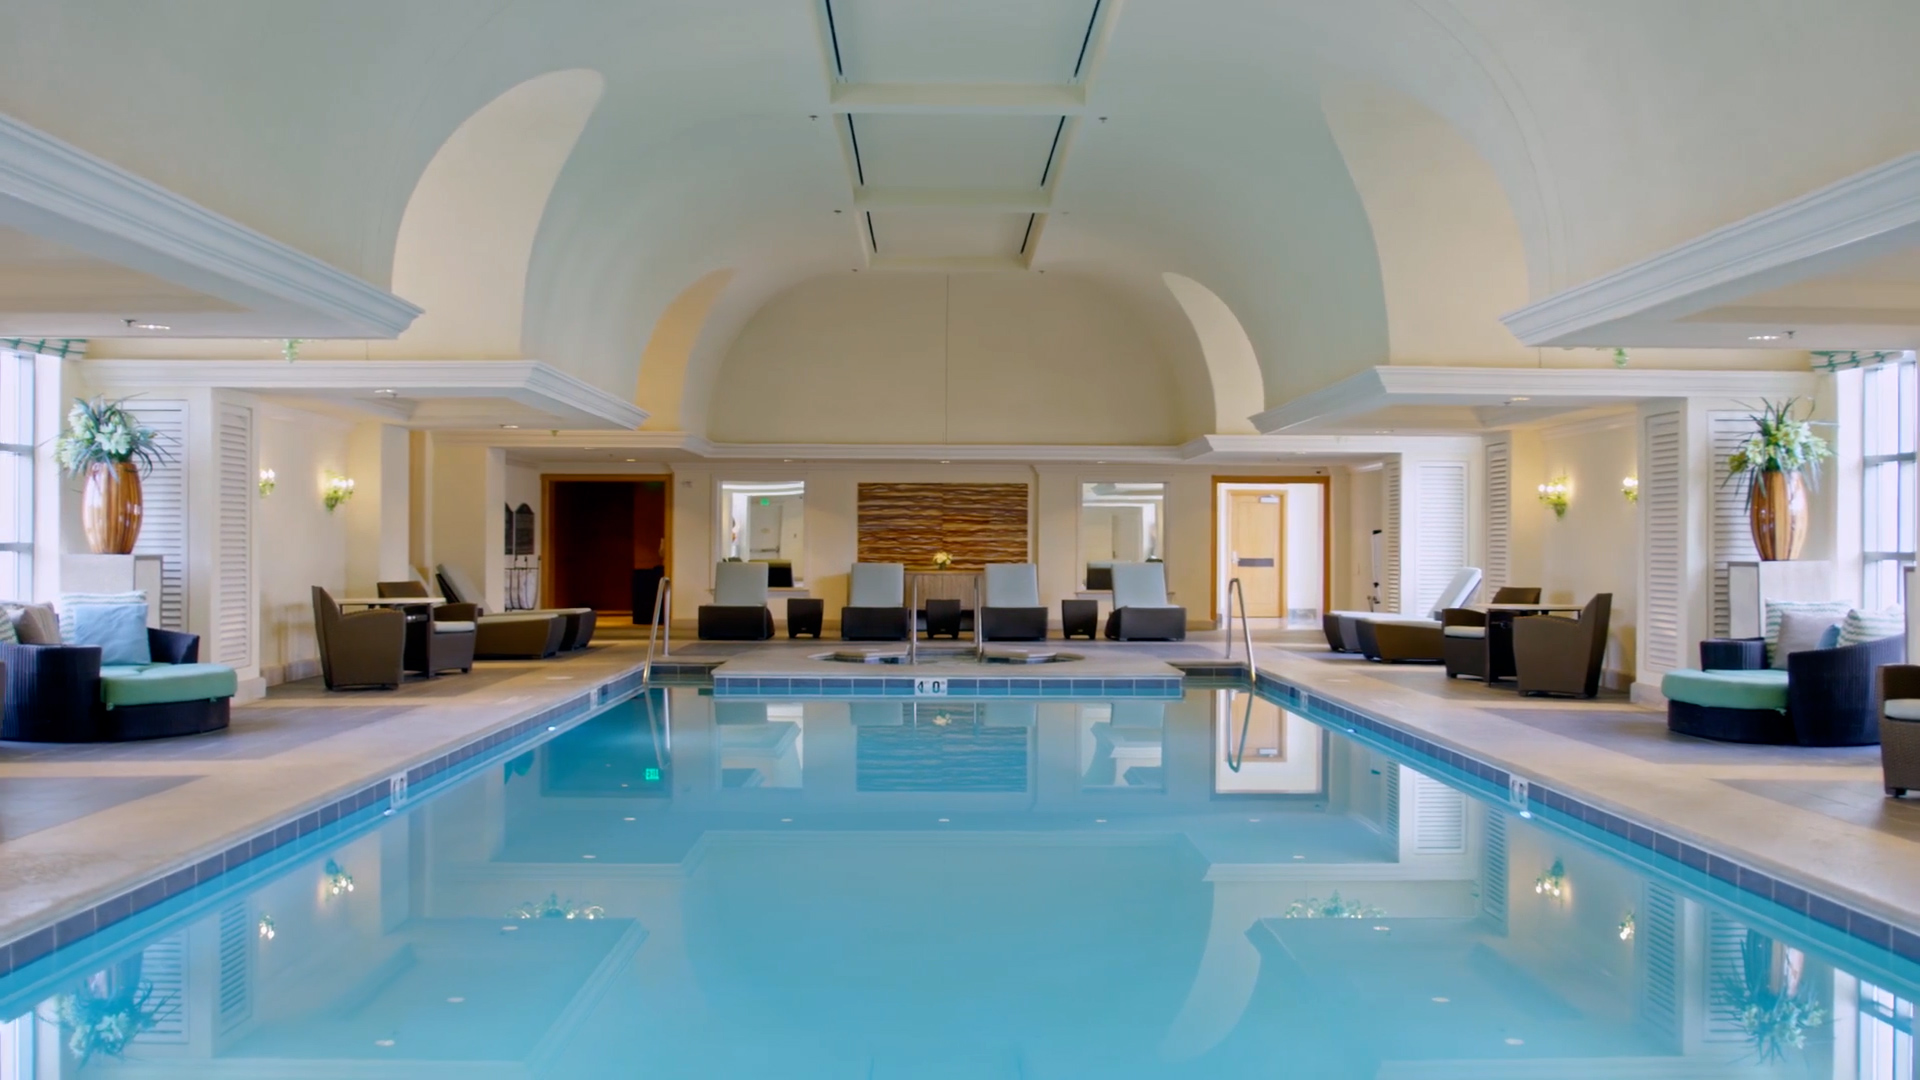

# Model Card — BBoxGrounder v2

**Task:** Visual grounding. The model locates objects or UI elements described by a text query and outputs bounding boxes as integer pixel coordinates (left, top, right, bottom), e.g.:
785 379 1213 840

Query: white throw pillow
1763 600 1851 667
1770 610 1837 668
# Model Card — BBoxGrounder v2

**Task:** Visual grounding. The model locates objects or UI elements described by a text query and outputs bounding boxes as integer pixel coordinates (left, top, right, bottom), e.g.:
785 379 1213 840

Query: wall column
429 439 506 611
345 423 411 593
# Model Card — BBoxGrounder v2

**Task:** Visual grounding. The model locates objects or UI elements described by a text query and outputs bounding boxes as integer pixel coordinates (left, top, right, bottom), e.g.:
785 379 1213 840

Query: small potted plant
1726 398 1830 560
1718 929 1824 1063
55 397 169 554
931 551 953 570
47 956 175 1066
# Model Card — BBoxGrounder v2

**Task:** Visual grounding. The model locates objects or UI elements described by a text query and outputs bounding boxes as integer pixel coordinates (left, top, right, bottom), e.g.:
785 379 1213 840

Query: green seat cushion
100 663 238 708
1659 668 1789 711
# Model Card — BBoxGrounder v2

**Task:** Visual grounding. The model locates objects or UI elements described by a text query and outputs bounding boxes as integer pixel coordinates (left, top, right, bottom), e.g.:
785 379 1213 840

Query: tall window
1858 979 1915 1080
1863 356 1917 610
0 351 32 599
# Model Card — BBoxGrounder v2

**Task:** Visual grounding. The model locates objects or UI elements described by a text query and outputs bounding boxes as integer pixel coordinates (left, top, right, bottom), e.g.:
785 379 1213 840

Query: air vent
1072 0 1105 79
822 0 845 77
1040 117 1067 186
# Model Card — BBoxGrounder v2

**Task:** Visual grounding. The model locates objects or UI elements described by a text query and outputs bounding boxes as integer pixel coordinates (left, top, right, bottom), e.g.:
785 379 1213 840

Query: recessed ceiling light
374 388 397 396
1509 396 1530 402
783 458 793 463
123 319 170 331
625 458 636 462
375 1039 396 1048
447 996 465 1004
1095 460 1106 464
501 424 519 429
1374 430 1391 434
1748 333 1787 341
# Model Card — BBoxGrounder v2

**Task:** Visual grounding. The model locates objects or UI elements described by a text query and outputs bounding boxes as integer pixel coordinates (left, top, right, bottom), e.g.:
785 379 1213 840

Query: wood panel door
1228 491 1284 617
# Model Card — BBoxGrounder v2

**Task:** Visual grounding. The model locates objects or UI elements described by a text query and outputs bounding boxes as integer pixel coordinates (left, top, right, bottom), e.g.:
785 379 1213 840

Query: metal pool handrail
1225 576 1256 682
643 576 672 683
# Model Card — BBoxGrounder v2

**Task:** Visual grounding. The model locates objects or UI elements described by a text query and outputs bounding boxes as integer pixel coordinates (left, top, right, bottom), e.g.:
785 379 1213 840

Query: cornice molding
0 112 422 337
1502 151 1920 346
80 359 648 430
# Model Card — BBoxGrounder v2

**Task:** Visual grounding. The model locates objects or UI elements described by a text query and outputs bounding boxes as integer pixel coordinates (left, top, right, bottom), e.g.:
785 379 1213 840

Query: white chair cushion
432 620 476 633
848 563 904 607
985 563 1041 607
1886 699 1920 722
1427 567 1484 621
1110 562 1173 609
713 561 770 606
1442 625 1486 639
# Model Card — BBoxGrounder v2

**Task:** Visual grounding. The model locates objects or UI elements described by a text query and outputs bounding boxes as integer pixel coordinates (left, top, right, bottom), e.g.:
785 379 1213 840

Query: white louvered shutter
217 902 252 1033
1410 772 1467 854
1636 884 1681 1048
1383 461 1402 612
1414 460 1469 615
1382 761 1400 845
133 933 188 1044
213 402 253 667
1708 413 1761 637
126 401 188 629
1485 439 1511 593
1642 413 1684 676
1704 913 1754 1042
1479 810 1508 933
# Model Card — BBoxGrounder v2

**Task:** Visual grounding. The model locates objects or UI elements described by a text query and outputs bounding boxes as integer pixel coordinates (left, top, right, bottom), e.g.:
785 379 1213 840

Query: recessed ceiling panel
830 0 1102 84
867 211 1033 261
854 114 1061 190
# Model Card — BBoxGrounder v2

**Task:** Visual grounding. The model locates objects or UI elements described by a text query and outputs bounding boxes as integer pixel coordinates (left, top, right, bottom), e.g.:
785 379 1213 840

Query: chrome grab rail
909 575 921 666
974 572 986 661
643 576 672 683
1225 576 1256 682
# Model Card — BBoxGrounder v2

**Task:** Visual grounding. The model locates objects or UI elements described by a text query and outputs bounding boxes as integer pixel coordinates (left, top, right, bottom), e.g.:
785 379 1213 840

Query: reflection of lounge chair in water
715 702 799 788
1084 701 1166 788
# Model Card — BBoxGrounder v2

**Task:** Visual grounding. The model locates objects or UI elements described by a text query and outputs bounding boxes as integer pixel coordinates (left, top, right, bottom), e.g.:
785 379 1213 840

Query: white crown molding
1502 151 1920 346
80 359 648 430
0 112 422 337
1252 365 1820 433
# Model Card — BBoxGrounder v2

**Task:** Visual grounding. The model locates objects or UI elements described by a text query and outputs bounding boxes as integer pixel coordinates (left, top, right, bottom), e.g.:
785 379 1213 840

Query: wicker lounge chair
1879 665 1920 795
1333 568 1483 663
1511 594 1612 698
841 563 911 641
434 564 595 650
1665 631 1899 745
1104 562 1186 641
700 561 776 640
313 587 405 691
980 563 1048 642
1440 586 1544 681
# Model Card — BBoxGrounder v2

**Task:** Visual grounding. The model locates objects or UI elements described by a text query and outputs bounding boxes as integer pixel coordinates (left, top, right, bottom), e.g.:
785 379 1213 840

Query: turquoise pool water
2 685 1916 1078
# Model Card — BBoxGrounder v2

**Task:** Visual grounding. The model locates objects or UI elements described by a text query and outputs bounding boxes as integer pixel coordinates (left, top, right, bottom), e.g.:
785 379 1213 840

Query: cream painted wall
345 423 411 595
257 404 353 685
706 273 1190 445
1508 418 1640 684
648 462 1339 632
1342 467 1382 612
430 441 506 612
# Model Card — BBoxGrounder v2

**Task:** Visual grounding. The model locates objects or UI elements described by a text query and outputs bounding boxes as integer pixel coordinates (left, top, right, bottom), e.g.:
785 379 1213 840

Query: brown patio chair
311 587 405 690
1512 593 1612 698
1442 587 1543 681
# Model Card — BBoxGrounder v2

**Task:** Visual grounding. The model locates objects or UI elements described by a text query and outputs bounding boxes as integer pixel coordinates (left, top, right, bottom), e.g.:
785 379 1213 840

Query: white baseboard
1630 680 1668 707
263 657 321 688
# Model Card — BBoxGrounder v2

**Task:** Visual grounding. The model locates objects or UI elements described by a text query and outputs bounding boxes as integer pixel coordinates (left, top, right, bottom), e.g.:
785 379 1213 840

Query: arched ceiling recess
5 1 1920 405
1162 274 1264 434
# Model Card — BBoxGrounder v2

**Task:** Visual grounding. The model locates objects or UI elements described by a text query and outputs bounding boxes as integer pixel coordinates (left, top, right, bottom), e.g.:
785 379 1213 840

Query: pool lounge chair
1104 561 1186 641
1331 567 1484 662
842 562 911 641
433 564 596 651
700 561 776 640
384 578 563 660
981 563 1048 642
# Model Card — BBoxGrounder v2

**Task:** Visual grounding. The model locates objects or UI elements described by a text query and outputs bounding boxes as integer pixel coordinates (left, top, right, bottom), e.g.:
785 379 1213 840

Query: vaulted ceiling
3 0 1920 421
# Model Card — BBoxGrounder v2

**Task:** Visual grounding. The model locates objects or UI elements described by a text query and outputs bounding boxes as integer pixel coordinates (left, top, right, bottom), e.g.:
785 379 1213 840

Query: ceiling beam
855 188 1053 213
829 82 1086 116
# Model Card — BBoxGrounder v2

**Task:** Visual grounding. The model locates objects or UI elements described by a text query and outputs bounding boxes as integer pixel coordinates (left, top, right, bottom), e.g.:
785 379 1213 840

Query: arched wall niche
1161 273 1265 434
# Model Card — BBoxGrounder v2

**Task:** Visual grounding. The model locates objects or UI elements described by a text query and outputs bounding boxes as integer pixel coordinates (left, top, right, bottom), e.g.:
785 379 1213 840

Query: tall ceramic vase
82 461 143 554
1747 468 1807 561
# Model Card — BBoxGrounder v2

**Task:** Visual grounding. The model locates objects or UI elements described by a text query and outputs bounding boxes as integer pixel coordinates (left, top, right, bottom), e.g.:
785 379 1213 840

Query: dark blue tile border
1249 666 1920 961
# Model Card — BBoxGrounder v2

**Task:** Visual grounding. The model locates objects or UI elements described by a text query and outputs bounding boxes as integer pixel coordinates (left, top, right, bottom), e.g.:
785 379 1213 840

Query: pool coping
1248 665 1920 965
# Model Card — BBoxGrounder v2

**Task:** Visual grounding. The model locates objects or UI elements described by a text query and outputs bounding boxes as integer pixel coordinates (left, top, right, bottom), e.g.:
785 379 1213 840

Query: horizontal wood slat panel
857 483 1029 569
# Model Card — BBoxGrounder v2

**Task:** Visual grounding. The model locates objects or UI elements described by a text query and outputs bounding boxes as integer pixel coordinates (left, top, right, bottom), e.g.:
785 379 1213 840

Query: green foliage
52 974 173 1065
1717 930 1825 1064
1282 891 1385 919
53 397 169 478
1725 398 1832 497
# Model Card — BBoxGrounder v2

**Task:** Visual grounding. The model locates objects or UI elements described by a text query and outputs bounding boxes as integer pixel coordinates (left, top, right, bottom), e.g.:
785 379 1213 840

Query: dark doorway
547 479 667 614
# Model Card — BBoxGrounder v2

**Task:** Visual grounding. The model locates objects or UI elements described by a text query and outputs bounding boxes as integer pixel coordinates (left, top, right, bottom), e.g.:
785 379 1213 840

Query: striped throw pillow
56 591 147 643
1763 600 1851 668
1836 606 1905 649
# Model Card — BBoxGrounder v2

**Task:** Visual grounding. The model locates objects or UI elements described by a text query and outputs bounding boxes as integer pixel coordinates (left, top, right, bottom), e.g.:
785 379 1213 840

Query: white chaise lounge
1324 567 1483 662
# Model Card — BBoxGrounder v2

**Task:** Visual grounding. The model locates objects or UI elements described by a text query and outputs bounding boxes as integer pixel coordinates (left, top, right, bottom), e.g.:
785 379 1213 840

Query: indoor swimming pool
1 684 1915 1079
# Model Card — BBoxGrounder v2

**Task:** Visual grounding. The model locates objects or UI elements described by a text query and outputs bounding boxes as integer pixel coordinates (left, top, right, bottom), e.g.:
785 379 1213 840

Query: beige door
1228 491 1284 617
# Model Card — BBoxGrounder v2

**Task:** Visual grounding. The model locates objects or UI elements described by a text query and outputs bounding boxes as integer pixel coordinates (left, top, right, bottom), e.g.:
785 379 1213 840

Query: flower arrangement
510 893 605 920
1283 892 1385 919
54 397 169 478
1726 398 1831 496
1718 930 1823 1063
49 962 175 1066
931 551 953 570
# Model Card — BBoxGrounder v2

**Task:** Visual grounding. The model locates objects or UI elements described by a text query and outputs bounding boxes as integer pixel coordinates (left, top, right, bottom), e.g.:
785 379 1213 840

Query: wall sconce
1618 910 1636 941
325 858 355 896
1533 858 1566 898
323 472 356 512
1536 478 1571 518
1621 476 1639 503
258 468 276 496
257 914 276 940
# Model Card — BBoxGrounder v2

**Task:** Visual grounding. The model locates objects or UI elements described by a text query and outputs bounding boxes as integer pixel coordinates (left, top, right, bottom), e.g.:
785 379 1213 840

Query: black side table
787 597 824 639
924 598 963 639
1062 599 1100 640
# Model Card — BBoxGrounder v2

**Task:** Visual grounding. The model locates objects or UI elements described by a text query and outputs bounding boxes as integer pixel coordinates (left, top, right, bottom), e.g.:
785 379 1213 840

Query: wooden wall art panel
857 483 1030 569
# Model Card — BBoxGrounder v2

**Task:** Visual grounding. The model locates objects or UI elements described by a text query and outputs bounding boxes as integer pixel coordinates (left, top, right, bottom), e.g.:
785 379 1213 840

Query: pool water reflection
0 686 1914 1078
